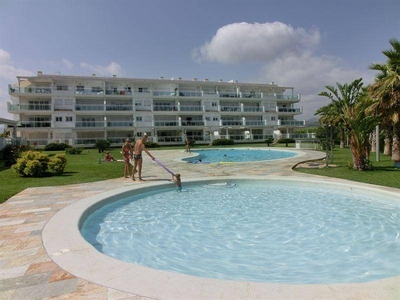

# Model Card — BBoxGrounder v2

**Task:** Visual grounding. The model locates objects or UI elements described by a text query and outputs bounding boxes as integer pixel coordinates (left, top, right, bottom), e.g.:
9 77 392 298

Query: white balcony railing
75 121 105 127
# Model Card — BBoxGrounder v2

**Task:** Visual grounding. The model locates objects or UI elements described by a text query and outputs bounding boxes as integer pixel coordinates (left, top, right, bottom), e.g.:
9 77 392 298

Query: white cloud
192 22 375 120
62 58 74 69
80 62 126 77
192 22 320 64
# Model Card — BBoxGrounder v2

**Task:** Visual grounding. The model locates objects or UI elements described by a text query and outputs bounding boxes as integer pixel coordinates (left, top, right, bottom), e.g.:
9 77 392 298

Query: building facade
7 72 305 147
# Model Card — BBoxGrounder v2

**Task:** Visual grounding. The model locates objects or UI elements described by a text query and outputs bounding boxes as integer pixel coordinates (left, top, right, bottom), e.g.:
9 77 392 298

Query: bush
144 142 161 148
277 138 295 147
94 140 110 153
12 151 67 177
211 139 235 146
12 151 50 177
0 145 33 165
265 137 274 146
65 147 84 154
44 142 71 151
48 154 67 175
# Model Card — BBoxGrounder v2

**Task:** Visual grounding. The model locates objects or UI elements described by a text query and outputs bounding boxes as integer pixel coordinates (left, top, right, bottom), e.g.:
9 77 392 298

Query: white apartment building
7 72 305 147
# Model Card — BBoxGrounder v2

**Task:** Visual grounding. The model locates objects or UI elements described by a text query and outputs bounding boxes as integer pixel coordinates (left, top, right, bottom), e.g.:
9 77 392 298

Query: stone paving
0 148 393 300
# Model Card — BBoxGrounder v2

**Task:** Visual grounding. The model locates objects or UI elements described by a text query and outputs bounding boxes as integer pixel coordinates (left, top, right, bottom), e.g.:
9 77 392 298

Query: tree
369 38 400 162
317 79 379 170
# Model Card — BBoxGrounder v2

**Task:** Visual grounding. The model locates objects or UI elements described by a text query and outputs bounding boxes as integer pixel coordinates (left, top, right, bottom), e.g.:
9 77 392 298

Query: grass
1 144 399 204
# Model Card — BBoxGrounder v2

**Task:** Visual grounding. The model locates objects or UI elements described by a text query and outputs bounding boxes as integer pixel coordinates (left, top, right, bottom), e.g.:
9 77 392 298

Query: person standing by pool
185 137 191 153
132 134 155 182
121 138 132 178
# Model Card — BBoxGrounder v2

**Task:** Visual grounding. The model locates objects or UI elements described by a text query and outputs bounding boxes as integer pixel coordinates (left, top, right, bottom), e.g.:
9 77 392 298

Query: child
172 173 182 192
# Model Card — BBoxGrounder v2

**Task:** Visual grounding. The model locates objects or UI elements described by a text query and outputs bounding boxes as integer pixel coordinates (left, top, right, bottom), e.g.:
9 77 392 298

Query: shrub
65 147 84 154
0 145 33 164
265 137 274 146
12 151 50 177
48 154 67 175
144 142 160 148
44 142 71 151
211 139 235 146
277 138 295 147
94 140 110 152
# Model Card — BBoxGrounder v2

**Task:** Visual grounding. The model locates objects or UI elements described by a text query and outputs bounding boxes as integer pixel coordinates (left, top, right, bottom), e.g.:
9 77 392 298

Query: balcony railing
276 94 300 100
278 120 305 126
243 107 262 112
105 89 132 95
75 121 105 127
245 121 264 126
157 136 183 143
9 104 51 111
153 90 176 96
75 89 104 95
106 105 133 111
107 121 133 127
75 104 104 111
241 92 262 98
277 107 302 113
221 106 241 112
154 105 177 111
18 121 51 128
9 86 52 94
75 138 104 145
219 92 239 98
181 120 204 126
180 106 203 112
221 120 243 126
154 121 179 126
179 91 202 97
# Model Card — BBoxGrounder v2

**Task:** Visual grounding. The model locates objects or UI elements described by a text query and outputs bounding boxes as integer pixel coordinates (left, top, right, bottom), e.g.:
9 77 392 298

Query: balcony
75 104 104 111
75 121 105 128
106 105 133 111
75 88 104 95
9 85 51 95
221 120 243 126
277 120 305 126
179 106 203 112
241 92 262 99
245 120 265 126
18 121 51 128
107 121 133 127
220 105 241 112
181 120 204 126
105 89 132 96
9 103 51 111
154 105 177 112
243 107 262 112
179 90 202 97
154 121 179 126
277 107 302 113
219 92 239 98
153 90 177 96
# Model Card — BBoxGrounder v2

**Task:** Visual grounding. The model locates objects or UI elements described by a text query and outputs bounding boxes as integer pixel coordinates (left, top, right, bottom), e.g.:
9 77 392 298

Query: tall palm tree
317 79 379 170
369 38 400 161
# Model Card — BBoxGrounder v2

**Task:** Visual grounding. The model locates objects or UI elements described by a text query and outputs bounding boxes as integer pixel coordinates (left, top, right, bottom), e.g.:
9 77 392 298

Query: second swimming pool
182 149 296 163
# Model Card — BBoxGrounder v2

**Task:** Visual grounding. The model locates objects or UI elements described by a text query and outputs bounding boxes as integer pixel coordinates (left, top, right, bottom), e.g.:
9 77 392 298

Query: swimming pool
182 149 296 163
80 180 400 284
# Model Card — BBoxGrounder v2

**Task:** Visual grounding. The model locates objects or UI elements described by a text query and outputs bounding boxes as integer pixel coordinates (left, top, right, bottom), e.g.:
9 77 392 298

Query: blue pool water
182 149 296 163
80 181 400 284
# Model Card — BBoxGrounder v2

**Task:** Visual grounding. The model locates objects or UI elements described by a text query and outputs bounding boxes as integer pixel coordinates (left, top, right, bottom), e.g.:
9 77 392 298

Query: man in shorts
132 134 155 182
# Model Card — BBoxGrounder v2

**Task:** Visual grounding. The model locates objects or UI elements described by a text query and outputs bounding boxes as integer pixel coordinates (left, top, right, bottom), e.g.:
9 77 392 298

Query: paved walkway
0 148 396 300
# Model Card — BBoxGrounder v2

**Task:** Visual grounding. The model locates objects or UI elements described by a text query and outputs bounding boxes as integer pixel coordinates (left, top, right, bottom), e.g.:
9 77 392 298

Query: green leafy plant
265 137 274 146
12 151 50 177
94 140 110 152
277 138 295 147
0 145 33 166
65 147 84 154
44 143 71 151
48 154 67 175
211 139 235 146
144 142 161 148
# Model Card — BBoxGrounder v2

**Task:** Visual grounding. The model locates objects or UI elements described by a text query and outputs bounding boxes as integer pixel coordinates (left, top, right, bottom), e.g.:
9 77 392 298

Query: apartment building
7 72 305 147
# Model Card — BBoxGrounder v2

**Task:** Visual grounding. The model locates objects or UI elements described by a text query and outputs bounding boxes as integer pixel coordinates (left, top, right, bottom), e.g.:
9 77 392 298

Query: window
212 102 218 107
91 86 103 93
135 102 142 106
76 85 84 92
56 85 68 91
271 116 276 121
55 117 62 122
213 117 219 121
205 117 211 121
66 116 73 122
138 87 148 93
136 116 143 121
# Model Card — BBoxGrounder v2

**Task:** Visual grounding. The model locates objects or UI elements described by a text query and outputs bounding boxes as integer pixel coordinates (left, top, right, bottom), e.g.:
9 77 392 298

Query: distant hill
305 117 320 127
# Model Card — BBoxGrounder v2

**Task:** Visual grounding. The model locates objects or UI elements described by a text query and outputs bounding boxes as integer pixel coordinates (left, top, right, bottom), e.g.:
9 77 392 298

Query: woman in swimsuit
121 138 132 178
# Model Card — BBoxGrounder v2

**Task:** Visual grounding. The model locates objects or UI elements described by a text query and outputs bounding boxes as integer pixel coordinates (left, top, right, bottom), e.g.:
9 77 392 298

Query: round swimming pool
80 180 400 284
182 149 296 163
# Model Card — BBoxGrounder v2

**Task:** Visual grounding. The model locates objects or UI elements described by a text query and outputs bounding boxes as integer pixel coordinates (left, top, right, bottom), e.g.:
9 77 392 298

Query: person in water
132 134 155 182
172 173 182 192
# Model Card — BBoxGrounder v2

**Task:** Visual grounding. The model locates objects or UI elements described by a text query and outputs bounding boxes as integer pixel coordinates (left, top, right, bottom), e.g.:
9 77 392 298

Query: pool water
81 181 400 284
182 149 296 163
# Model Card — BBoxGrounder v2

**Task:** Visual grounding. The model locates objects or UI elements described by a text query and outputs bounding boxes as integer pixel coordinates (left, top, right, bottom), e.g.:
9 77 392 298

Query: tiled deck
1 148 399 299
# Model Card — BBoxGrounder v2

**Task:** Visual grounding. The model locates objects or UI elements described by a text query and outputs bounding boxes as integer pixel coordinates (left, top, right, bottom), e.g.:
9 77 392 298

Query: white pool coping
42 175 400 300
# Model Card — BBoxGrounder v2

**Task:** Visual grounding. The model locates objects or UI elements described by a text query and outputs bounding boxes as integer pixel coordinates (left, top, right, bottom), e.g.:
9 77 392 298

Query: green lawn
1 145 399 204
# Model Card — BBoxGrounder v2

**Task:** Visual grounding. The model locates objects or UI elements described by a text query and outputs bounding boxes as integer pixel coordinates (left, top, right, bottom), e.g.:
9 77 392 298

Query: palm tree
369 38 400 161
317 79 379 170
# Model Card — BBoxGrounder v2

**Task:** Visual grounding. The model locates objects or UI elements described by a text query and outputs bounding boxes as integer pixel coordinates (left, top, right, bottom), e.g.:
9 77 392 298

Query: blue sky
0 0 399 122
